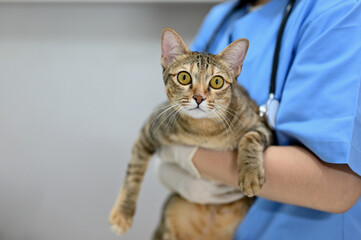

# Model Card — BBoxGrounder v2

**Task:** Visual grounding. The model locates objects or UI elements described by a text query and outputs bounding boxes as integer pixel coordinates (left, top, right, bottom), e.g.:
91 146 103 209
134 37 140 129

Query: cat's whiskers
150 98 184 112
172 107 183 133
149 104 175 137
215 104 243 127
170 105 184 135
148 105 181 144
213 110 232 144
147 103 182 144
214 111 227 130
153 105 174 113
216 108 234 130
165 104 183 135
215 107 236 142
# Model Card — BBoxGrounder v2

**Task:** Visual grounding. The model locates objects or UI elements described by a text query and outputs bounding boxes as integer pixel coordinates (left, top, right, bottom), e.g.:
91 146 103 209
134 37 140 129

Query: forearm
193 146 361 213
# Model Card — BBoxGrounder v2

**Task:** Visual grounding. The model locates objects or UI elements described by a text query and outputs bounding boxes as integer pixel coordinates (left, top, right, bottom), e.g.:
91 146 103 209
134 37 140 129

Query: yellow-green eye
209 76 224 89
177 71 192 85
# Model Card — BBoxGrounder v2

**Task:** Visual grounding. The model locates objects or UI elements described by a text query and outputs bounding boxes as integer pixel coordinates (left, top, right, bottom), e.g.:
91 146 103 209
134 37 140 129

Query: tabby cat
109 28 272 240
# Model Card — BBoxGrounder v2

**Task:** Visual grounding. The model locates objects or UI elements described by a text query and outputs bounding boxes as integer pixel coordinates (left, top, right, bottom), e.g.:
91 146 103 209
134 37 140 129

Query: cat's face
161 28 249 119
164 53 234 119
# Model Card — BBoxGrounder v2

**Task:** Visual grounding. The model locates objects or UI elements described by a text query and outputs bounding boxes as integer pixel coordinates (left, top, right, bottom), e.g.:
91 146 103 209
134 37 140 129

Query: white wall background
0 2 216 240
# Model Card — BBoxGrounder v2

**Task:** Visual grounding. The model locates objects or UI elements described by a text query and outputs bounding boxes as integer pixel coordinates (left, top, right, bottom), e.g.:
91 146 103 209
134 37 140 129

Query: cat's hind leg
153 194 252 240
152 194 180 240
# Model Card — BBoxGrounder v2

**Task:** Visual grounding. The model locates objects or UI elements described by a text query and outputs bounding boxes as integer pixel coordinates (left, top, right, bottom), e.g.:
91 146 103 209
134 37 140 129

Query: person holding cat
156 0 361 239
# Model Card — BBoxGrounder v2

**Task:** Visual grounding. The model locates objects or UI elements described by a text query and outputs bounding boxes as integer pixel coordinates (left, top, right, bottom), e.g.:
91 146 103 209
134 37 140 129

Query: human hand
155 145 244 204
157 144 201 178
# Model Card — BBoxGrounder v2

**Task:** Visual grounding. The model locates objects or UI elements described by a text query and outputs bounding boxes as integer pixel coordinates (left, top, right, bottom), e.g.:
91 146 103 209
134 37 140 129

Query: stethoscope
204 0 297 130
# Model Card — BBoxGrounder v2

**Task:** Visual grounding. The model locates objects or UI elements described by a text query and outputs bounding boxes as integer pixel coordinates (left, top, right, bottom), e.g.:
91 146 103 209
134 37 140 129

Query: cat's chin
184 108 212 119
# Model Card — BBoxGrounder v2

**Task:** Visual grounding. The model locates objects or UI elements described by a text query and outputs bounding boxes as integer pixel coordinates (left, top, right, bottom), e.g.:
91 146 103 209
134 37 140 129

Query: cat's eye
177 71 192 85
209 76 224 89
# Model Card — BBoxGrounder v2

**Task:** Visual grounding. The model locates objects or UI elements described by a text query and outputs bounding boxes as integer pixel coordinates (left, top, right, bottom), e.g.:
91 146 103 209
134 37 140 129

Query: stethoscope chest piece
259 94 279 130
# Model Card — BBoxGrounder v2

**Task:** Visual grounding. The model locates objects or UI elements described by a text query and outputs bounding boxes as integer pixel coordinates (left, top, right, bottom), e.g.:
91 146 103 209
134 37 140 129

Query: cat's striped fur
109 28 272 239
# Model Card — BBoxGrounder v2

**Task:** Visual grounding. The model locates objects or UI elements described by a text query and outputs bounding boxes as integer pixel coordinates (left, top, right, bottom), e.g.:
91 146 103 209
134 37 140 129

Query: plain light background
0 1 219 239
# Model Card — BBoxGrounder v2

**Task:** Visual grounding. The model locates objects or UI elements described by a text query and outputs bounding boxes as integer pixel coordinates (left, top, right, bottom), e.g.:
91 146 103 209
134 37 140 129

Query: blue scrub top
191 0 361 239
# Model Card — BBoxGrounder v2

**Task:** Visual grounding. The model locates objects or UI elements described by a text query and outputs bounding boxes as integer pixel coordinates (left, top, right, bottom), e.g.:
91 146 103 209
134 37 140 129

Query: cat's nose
193 95 206 105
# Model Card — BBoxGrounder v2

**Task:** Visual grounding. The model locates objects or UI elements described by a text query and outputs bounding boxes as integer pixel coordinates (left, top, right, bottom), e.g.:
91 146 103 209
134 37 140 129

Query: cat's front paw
109 208 133 235
238 166 265 197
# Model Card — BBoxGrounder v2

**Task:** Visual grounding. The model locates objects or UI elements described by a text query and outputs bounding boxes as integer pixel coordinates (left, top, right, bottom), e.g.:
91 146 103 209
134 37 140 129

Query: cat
109 28 272 240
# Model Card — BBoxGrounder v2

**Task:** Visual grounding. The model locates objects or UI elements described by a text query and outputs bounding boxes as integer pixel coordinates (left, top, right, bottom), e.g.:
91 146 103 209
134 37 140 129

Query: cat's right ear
161 28 190 69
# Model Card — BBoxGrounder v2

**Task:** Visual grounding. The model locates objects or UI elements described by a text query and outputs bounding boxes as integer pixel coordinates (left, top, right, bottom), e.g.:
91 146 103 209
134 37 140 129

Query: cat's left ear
217 38 249 77
161 28 190 69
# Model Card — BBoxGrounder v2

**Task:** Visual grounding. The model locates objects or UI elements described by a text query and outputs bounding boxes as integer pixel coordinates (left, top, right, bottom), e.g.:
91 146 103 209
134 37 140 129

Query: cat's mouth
189 107 206 112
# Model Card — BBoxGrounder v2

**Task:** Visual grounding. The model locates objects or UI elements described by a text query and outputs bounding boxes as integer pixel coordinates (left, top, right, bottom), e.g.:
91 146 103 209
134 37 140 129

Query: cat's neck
178 115 224 135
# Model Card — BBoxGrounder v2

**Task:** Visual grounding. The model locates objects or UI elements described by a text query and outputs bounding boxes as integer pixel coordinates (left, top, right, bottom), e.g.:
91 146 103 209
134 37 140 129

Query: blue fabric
191 0 361 239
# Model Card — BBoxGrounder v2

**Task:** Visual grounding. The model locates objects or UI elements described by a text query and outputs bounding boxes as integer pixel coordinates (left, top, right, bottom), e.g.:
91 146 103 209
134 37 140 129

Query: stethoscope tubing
269 0 297 96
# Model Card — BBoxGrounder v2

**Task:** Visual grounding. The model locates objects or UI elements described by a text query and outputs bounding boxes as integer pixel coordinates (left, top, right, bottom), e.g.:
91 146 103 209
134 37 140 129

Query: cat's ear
161 28 190 69
217 38 249 77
